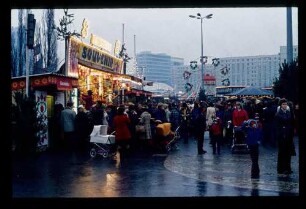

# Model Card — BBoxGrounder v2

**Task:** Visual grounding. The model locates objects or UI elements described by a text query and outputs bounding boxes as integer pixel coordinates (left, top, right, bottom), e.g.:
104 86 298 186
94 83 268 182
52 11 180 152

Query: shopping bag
135 125 145 133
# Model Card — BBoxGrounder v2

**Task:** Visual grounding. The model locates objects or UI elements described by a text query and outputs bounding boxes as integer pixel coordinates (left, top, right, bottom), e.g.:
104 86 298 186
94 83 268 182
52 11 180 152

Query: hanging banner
68 37 80 78
35 91 48 151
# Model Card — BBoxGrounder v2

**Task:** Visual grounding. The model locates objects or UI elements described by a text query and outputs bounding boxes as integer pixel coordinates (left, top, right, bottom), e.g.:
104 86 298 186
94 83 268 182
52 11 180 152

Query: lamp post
189 13 213 91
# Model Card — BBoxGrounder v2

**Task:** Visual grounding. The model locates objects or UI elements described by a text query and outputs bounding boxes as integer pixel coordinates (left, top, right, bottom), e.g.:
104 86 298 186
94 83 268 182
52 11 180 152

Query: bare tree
41 12 47 70
45 9 58 72
40 9 58 72
56 9 81 40
11 28 18 77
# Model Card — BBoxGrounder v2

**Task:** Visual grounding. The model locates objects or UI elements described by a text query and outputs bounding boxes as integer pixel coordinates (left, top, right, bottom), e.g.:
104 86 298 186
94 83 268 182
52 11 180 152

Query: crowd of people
51 95 298 178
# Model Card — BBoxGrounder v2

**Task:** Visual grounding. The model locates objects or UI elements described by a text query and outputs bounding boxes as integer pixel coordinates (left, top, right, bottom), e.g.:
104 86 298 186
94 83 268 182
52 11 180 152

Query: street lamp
189 13 213 92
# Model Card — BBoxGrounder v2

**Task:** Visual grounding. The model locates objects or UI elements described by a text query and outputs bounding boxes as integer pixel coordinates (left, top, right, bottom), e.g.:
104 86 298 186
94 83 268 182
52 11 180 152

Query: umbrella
225 87 273 96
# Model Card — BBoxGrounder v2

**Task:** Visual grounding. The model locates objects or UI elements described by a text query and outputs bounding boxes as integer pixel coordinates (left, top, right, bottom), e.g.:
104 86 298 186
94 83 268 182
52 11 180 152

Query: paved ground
164 137 299 195
12 133 299 198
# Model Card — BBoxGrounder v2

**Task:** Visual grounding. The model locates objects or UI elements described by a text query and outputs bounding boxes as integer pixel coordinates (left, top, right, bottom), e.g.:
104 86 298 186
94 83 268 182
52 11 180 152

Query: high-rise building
136 45 298 94
170 56 184 87
216 55 280 88
214 45 298 88
136 51 172 86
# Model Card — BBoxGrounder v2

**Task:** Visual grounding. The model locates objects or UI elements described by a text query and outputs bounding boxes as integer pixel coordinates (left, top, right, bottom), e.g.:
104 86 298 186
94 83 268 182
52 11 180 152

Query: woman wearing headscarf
275 98 294 174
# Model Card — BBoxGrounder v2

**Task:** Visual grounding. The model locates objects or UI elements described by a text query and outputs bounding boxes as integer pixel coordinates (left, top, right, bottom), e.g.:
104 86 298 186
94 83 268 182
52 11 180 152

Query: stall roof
11 73 78 91
225 86 273 96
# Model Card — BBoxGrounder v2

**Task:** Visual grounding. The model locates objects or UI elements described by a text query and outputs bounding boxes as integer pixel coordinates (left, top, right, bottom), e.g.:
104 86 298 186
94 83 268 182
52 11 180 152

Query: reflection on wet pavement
12 134 299 197
164 134 299 195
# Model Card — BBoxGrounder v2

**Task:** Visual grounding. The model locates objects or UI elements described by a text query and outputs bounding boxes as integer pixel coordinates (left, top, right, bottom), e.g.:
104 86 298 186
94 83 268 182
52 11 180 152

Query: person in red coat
232 102 249 127
113 106 131 159
82 90 93 111
210 117 223 154
232 102 249 144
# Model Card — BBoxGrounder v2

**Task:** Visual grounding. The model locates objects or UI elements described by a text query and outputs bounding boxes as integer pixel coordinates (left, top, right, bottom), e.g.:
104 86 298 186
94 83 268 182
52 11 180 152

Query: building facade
279 45 298 64
136 51 173 87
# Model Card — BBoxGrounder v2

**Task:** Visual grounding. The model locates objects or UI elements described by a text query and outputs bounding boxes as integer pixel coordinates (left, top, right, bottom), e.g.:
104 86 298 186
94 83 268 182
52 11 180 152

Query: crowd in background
51 95 298 177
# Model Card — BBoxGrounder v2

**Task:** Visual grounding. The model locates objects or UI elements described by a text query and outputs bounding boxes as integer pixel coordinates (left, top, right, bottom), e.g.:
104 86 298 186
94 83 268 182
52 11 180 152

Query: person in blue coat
242 119 262 178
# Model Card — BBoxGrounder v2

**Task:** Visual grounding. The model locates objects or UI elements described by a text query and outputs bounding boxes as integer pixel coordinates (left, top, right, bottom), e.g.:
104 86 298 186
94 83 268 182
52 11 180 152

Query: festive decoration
81 18 89 38
183 71 192 79
184 83 193 92
212 58 220 67
221 78 230 86
190 61 198 70
220 66 229 76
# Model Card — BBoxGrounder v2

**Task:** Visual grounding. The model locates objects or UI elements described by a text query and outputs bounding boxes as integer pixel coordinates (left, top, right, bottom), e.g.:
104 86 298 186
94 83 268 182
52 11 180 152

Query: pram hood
90 125 115 144
90 125 108 136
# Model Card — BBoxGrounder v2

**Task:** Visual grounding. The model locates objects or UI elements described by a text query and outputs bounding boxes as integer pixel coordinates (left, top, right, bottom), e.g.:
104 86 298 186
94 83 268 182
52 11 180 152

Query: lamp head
206 14 213 19
197 13 201 17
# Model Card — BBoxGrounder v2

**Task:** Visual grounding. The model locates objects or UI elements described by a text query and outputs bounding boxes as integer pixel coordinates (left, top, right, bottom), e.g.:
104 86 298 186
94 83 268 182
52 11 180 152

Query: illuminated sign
78 42 123 73
70 37 123 73
90 34 112 53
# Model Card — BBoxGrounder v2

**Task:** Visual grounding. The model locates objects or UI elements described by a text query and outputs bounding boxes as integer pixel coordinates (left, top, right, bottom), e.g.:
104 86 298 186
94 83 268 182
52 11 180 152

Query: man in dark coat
194 106 207 155
75 105 94 152
275 98 294 175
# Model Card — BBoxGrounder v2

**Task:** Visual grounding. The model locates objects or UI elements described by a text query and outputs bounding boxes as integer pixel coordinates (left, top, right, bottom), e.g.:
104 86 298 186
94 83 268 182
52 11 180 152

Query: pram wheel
102 152 108 158
166 145 171 152
90 148 97 158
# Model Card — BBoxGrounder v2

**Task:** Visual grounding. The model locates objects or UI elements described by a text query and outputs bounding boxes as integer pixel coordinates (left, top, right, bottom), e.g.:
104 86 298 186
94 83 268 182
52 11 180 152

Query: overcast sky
11 8 298 65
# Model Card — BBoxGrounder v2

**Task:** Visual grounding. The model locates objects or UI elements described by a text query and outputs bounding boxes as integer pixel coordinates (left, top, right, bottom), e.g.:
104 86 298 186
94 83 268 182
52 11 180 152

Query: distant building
172 65 201 94
136 45 298 97
143 82 174 98
214 45 298 88
279 45 298 64
136 51 172 86
170 56 184 87
216 55 280 88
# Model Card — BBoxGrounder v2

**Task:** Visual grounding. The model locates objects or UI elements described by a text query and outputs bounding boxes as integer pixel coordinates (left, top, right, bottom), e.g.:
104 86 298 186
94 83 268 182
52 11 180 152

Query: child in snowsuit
242 119 262 178
210 117 223 154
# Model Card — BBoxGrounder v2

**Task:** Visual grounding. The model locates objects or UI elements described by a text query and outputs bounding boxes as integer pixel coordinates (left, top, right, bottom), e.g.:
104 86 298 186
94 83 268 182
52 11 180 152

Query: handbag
135 124 145 133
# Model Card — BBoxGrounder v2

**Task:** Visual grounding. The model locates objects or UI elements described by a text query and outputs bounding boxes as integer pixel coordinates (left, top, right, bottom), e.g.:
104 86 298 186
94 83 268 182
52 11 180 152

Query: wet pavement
12 133 299 197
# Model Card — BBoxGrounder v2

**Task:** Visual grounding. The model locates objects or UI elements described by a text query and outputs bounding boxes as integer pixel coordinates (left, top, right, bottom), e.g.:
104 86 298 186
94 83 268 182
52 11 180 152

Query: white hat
78 105 85 109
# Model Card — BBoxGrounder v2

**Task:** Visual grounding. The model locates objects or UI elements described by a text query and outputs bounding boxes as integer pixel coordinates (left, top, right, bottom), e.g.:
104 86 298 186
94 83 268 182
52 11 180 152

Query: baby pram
231 124 249 154
154 122 180 152
165 126 180 152
89 125 116 158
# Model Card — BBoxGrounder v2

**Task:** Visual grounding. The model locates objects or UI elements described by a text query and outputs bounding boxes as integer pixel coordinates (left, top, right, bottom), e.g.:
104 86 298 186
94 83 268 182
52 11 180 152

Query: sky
11 8 298 66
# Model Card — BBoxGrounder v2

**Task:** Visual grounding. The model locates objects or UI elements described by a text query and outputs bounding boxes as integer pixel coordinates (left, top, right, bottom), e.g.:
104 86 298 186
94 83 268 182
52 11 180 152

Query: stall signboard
70 37 123 74
90 34 112 54
11 75 78 91
57 78 72 90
